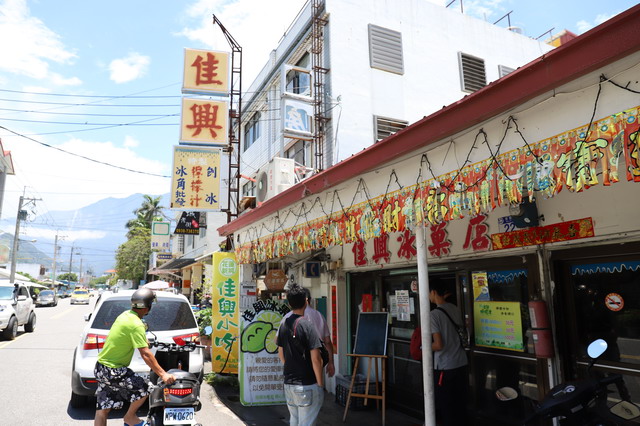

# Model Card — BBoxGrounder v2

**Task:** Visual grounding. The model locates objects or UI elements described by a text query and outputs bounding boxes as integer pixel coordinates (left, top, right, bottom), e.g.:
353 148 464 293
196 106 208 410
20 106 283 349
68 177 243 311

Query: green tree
125 195 165 232
90 275 109 286
57 272 78 282
115 227 152 284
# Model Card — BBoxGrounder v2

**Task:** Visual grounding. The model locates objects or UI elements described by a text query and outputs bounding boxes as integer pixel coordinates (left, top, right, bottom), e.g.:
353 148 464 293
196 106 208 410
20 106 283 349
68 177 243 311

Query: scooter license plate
163 407 195 425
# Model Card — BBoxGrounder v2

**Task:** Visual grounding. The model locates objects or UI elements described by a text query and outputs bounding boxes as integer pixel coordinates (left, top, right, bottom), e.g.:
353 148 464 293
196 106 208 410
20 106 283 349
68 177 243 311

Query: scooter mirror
495 387 518 401
204 326 213 336
610 401 640 420
587 339 608 359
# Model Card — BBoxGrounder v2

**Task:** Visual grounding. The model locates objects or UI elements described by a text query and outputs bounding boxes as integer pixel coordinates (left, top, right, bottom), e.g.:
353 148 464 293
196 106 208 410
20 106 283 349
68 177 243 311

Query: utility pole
52 233 58 284
79 257 83 285
68 242 75 280
9 193 41 283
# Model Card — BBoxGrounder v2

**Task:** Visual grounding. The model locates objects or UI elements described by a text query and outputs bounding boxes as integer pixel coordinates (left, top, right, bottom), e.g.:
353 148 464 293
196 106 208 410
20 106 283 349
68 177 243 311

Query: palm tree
125 195 166 237
136 195 165 224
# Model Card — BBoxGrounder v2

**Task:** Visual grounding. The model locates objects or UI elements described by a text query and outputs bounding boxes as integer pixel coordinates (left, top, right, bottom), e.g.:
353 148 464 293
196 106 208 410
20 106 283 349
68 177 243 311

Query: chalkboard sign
353 312 389 356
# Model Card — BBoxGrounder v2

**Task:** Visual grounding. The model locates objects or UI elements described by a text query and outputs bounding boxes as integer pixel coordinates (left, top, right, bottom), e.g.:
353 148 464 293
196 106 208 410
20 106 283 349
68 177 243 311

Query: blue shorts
94 362 149 410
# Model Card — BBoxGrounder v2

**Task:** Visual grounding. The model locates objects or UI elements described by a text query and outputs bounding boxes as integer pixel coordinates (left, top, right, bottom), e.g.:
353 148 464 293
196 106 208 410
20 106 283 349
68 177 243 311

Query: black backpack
292 316 329 366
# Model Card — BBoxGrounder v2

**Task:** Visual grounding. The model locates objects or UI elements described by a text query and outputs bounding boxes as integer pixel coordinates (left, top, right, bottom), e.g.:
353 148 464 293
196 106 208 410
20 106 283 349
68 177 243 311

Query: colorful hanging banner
182 48 230 96
170 146 221 211
234 106 640 263
474 301 524 352
239 299 290 406
211 252 240 374
491 217 594 250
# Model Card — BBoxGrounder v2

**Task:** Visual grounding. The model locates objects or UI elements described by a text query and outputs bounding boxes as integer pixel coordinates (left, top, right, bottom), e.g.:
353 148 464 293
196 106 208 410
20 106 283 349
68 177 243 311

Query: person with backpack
429 280 468 426
277 284 324 426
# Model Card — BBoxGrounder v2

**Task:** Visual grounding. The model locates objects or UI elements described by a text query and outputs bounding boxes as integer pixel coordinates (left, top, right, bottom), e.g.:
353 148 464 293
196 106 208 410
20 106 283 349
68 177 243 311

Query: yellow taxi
70 289 90 305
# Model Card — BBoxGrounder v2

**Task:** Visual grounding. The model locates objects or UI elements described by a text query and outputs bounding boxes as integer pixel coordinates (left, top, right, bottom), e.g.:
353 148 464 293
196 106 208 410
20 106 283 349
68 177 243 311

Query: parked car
35 290 58 307
0 282 36 340
70 289 90 305
70 290 203 407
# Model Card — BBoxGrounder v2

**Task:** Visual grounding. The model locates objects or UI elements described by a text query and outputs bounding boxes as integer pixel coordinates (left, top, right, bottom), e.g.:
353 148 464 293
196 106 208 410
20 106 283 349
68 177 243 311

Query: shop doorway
348 269 458 418
554 244 640 406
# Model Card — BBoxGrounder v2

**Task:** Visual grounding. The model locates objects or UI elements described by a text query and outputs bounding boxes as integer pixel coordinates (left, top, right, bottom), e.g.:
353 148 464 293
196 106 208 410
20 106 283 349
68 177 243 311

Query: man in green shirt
94 288 176 426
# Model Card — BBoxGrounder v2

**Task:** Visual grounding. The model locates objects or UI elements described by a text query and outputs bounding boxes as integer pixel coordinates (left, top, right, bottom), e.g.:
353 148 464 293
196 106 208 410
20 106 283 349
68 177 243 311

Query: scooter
145 329 208 426
496 339 640 425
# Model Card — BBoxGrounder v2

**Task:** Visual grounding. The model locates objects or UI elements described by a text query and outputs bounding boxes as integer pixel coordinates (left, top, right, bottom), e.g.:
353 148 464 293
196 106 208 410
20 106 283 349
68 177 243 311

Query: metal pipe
416 225 436 425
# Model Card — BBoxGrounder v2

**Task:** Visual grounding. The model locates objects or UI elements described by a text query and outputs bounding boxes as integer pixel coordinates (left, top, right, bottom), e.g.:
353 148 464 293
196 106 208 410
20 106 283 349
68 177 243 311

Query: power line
0 117 178 126
0 88 182 98
0 125 171 178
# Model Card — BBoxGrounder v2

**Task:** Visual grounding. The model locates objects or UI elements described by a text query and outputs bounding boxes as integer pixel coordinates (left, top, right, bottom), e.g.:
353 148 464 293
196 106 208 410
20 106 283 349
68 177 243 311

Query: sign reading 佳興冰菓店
211 252 240 374
473 301 524 352
170 146 221 211
239 299 290 406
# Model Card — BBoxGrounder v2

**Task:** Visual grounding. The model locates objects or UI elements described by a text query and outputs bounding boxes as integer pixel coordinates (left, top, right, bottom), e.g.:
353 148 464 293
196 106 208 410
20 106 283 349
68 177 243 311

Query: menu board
473 301 524 352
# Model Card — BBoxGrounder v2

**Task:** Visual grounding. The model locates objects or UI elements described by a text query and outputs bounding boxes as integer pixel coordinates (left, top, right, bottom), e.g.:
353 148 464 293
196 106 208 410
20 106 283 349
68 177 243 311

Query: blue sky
0 0 636 250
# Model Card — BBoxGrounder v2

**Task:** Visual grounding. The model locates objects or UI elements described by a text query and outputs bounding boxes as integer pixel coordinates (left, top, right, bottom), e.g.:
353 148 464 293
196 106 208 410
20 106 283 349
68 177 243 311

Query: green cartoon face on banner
240 311 282 354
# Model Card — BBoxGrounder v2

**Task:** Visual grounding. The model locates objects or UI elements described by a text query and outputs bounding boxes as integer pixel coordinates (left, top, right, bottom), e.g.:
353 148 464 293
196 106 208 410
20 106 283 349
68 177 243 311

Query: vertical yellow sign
180 98 229 146
211 252 239 374
182 48 230 95
170 146 221 211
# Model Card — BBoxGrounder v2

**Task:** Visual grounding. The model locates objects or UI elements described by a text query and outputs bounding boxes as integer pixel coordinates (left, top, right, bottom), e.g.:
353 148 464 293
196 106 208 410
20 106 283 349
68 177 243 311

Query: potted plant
195 308 212 361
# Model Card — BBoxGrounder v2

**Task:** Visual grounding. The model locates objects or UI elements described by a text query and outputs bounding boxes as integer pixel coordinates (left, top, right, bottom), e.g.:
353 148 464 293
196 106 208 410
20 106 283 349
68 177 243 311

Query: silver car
70 290 204 407
36 290 58 307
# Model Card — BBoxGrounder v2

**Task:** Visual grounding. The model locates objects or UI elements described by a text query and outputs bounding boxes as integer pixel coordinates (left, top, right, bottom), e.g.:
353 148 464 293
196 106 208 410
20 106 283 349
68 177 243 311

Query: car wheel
24 312 36 333
70 391 87 408
2 316 17 340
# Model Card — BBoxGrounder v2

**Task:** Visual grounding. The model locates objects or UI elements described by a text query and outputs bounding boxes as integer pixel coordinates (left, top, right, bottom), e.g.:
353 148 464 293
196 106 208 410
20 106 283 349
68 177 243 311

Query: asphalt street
0 296 244 426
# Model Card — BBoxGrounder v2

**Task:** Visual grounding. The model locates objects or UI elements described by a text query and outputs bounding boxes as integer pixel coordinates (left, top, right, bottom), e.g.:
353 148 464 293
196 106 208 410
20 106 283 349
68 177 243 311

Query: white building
240 0 553 202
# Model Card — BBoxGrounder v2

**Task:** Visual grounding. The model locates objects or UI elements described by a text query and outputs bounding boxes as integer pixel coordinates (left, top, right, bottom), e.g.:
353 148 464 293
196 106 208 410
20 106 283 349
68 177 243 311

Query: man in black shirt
277 284 324 425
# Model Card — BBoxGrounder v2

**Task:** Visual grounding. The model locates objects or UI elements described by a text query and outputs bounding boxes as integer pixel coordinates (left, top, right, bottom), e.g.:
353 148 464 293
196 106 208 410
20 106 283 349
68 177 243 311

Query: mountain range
5 193 170 277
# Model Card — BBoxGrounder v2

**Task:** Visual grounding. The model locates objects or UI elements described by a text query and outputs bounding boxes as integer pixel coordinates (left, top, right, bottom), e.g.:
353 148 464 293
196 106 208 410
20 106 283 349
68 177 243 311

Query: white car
70 290 204 407
0 282 37 340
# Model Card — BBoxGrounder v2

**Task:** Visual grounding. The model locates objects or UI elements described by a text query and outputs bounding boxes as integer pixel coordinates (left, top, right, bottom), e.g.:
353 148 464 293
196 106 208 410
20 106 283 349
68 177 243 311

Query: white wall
326 0 552 161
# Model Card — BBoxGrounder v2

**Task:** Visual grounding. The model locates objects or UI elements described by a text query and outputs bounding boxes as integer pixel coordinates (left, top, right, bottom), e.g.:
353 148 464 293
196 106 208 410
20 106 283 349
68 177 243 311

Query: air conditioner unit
255 157 295 203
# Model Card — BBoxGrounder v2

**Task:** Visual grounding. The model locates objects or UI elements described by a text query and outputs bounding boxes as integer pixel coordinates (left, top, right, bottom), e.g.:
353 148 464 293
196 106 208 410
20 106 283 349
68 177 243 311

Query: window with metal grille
368 24 404 75
177 235 184 253
458 52 486 92
498 64 515 78
374 116 408 142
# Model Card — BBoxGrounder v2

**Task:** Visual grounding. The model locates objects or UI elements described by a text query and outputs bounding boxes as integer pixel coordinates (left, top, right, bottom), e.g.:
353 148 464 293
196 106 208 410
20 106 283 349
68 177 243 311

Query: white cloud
123 136 140 148
108 52 150 83
176 0 307 86
0 0 80 83
576 11 620 34
2 135 170 216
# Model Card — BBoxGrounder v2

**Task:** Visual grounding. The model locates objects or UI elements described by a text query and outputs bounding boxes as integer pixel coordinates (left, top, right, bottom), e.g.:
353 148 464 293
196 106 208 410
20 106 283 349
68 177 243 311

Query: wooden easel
342 353 387 425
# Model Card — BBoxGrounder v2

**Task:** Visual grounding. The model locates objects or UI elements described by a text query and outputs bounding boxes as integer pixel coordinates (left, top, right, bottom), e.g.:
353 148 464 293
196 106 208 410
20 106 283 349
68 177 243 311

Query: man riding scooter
93 288 176 426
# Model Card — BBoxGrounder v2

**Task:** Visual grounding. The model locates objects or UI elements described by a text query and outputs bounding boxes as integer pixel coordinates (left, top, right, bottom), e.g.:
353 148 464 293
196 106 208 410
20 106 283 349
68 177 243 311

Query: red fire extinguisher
529 300 555 358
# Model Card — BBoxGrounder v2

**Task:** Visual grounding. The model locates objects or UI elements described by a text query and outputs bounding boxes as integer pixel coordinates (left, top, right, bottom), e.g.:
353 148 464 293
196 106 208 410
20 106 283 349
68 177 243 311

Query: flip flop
123 421 146 426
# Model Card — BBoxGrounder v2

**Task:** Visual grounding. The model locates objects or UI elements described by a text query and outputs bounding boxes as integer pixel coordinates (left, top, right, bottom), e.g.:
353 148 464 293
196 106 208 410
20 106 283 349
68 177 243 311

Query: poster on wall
239 299 290 406
211 252 240 374
473 301 524 352
396 290 410 321
472 271 490 301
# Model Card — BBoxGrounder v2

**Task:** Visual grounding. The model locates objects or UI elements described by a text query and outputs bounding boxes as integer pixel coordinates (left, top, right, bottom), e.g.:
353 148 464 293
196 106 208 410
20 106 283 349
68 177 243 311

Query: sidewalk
207 375 423 426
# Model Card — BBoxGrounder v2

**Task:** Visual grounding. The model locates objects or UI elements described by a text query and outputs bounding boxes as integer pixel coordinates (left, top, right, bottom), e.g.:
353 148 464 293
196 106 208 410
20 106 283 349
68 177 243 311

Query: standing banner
239 299 290 406
150 221 171 251
170 146 221 211
211 252 240 374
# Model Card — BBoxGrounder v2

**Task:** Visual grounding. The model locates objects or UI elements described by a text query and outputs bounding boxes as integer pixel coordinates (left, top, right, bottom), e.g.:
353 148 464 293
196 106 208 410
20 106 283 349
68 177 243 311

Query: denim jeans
284 383 323 426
